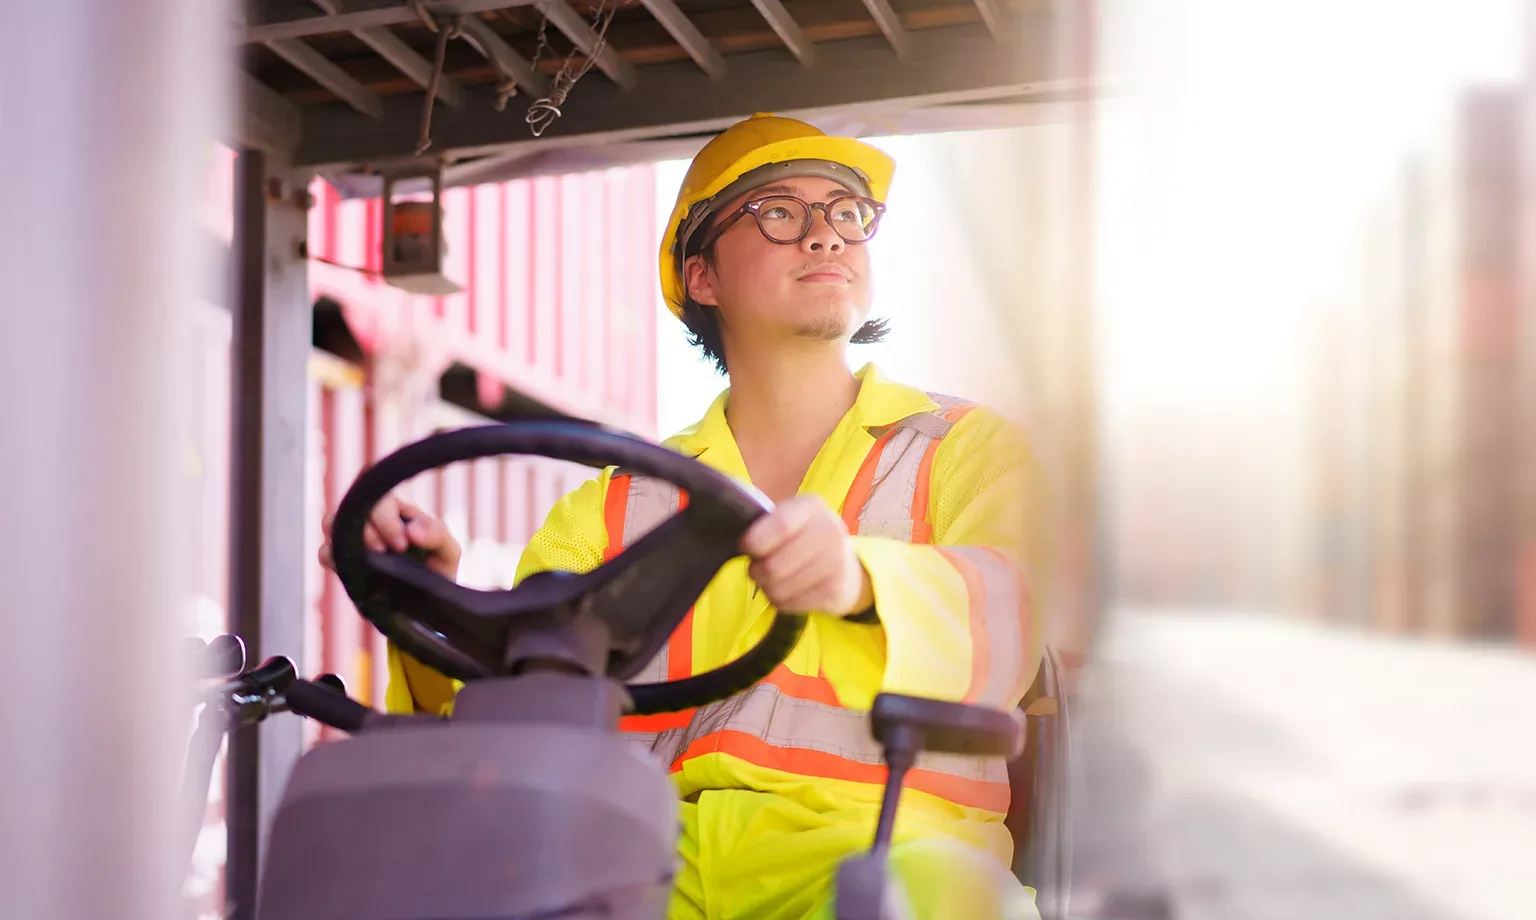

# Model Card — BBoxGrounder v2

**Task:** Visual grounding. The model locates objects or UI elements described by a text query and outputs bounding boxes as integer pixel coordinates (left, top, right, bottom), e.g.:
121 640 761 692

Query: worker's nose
800 205 844 254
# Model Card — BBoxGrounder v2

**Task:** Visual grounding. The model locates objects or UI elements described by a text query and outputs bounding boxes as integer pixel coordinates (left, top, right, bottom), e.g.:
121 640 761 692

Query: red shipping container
184 152 659 915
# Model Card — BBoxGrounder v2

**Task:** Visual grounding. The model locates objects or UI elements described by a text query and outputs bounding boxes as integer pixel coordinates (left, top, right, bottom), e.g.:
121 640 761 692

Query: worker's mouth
796 266 851 283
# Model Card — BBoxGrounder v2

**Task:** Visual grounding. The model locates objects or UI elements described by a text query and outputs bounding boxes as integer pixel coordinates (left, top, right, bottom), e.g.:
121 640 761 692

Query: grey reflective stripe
611 471 692 764
854 392 974 536
624 726 691 766
673 679 1008 786
614 470 684 686
617 470 683 547
942 546 1031 708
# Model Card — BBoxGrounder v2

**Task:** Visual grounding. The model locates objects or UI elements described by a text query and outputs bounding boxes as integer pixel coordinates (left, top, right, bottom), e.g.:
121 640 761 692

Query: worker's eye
761 205 796 221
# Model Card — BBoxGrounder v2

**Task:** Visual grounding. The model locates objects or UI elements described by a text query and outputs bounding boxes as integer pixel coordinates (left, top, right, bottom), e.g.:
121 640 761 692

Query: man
320 113 1049 919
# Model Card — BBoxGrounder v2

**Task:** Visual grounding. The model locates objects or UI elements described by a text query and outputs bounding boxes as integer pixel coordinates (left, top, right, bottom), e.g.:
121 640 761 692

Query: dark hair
678 233 891 377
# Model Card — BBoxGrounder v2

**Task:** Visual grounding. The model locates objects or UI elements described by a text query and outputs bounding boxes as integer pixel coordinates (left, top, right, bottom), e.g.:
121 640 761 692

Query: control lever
279 676 380 735
180 664 353 882
836 694 1024 920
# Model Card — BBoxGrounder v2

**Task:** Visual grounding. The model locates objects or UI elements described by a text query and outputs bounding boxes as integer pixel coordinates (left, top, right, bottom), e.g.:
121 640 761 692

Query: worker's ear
684 254 718 307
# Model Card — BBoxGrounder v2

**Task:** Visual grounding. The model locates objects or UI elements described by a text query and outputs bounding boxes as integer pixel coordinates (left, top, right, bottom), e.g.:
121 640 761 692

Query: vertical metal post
0 1 222 918
227 151 313 918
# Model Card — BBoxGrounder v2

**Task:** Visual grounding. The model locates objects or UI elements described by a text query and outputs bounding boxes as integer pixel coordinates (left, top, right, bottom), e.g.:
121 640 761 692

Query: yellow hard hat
658 113 896 317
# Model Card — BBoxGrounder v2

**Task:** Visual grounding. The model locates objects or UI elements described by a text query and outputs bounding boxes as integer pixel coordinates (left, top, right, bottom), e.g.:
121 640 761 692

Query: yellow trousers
668 792 1039 920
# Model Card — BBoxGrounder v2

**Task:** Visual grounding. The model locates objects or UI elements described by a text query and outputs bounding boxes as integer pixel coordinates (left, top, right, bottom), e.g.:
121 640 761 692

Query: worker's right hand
318 494 462 581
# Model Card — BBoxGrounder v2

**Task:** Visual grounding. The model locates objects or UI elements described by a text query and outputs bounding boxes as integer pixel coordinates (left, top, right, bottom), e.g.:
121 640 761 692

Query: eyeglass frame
694 194 888 251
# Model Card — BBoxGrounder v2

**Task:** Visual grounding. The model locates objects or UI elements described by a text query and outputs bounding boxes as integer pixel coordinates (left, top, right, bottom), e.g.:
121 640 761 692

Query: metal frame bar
266 37 386 117
536 0 638 91
237 69 304 155
226 149 313 919
859 0 909 57
458 15 551 99
243 0 538 43
294 20 1076 167
638 0 725 79
748 0 814 67
308 0 468 107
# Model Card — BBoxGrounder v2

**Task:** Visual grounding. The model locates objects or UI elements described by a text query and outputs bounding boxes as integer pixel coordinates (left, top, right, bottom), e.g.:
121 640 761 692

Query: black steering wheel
329 420 808 716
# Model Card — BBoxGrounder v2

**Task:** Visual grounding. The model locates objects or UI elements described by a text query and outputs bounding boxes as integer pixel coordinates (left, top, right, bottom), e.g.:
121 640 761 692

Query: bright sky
653 0 1526 437
1099 0 1525 411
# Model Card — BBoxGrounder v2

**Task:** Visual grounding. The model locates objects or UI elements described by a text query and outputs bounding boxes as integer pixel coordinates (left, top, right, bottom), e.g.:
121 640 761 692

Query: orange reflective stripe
842 427 900 534
671 730 1011 813
667 610 695 681
620 710 693 732
602 473 631 562
908 404 976 545
764 664 843 707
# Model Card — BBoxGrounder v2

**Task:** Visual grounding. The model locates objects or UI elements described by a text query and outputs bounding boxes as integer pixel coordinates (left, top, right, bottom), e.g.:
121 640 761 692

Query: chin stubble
793 314 850 342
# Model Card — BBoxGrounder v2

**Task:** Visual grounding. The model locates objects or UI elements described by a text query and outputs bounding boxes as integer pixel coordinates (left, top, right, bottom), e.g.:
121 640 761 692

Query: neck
721 339 860 444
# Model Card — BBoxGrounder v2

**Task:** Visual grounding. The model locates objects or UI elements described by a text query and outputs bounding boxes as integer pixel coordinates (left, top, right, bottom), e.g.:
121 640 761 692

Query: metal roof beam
235 71 304 156
859 0 909 57
307 0 467 107
457 15 550 99
265 38 385 117
242 0 537 43
536 1 637 91
748 0 814 67
294 17 1083 167
973 0 1005 38
638 0 725 80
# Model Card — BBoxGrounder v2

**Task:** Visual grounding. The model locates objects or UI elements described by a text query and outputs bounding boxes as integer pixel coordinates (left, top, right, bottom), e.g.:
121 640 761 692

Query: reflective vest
385 363 1045 839
607 394 1017 814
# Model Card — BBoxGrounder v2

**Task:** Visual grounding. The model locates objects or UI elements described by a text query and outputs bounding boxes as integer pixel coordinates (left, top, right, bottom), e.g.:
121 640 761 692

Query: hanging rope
409 0 465 156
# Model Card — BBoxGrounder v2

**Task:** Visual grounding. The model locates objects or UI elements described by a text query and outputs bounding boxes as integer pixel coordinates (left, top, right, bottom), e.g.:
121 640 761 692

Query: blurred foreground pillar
1522 0 1536 645
0 1 223 917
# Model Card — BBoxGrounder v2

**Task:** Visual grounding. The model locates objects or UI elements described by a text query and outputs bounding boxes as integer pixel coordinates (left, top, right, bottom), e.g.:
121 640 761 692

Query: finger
370 496 409 552
761 558 837 611
772 572 845 615
317 543 333 571
740 498 817 558
321 512 334 538
395 497 424 522
406 513 452 552
363 523 386 554
754 532 830 591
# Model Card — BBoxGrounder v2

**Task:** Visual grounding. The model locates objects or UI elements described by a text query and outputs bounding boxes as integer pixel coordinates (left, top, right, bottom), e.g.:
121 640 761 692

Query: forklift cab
192 418 1072 920
215 2 1092 918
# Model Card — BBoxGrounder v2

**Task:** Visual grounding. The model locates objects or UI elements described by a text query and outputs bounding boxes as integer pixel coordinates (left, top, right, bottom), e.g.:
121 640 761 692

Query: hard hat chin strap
674 158 874 262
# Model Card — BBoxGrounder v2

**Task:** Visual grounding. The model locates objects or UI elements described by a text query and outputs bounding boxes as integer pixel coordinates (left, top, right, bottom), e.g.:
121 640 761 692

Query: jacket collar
664 362 939 459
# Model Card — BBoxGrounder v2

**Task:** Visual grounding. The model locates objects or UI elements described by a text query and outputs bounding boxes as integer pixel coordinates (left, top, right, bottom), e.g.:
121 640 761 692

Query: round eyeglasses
699 195 887 249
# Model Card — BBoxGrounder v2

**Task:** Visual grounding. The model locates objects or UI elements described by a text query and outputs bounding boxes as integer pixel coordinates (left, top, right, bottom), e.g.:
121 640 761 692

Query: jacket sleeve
383 469 615 715
843 408 1051 711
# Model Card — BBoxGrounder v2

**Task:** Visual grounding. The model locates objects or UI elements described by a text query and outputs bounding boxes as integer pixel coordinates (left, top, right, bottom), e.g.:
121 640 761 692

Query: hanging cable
525 0 622 138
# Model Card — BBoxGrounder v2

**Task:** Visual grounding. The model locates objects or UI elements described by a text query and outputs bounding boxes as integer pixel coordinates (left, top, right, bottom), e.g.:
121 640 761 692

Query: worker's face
684 175 874 344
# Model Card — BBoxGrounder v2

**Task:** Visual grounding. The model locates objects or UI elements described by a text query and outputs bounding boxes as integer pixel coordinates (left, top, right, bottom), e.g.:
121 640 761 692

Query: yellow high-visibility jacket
385 363 1049 917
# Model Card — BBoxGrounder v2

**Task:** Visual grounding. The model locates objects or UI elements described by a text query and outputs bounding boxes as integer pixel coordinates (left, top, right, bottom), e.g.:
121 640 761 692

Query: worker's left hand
740 496 874 617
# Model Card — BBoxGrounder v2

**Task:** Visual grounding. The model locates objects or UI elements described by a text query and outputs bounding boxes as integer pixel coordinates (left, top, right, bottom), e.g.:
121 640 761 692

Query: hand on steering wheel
319 495 460 581
327 420 810 717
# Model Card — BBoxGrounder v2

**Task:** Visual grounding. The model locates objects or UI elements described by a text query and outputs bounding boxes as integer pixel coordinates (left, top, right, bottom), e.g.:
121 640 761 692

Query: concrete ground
1067 609 1536 920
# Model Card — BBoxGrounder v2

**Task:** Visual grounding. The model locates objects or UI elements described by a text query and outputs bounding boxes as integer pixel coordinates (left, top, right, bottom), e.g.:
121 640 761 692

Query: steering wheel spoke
584 506 744 678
